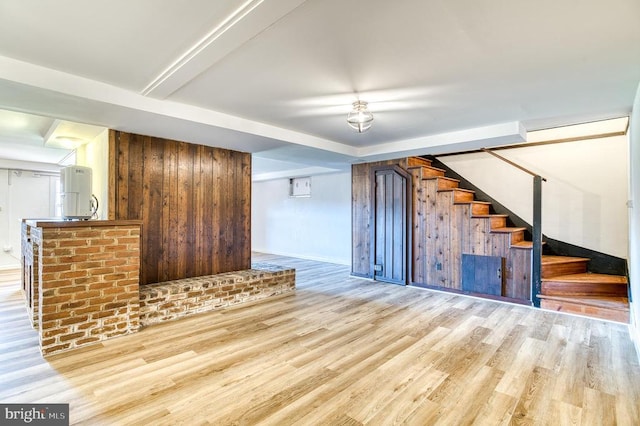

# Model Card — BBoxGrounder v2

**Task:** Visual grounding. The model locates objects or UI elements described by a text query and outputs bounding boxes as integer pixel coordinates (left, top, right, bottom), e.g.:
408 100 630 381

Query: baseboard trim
251 249 350 266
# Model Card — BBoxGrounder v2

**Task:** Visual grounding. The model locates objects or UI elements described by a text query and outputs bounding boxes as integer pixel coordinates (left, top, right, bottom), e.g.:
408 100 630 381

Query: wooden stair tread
538 294 629 311
542 273 627 285
471 214 508 218
407 164 446 173
454 200 491 205
541 255 590 265
424 176 459 183
511 241 533 249
491 227 526 233
438 187 474 193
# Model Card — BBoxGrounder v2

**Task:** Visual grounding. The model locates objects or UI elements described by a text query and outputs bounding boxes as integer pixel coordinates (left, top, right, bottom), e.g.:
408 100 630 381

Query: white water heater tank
61 165 93 219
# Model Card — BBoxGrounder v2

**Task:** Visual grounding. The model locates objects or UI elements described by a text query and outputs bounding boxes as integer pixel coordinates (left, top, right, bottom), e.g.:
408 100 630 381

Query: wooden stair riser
541 261 588 278
471 202 490 215
541 281 628 297
421 166 446 178
485 216 507 229
407 157 432 167
448 189 474 203
428 177 459 190
540 299 629 323
408 165 446 179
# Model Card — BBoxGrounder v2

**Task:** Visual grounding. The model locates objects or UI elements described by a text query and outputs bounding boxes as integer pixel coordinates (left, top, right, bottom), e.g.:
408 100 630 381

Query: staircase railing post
532 175 543 307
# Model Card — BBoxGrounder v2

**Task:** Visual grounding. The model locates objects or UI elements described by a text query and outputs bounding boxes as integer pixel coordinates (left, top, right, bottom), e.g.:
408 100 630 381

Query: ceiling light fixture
347 101 374 133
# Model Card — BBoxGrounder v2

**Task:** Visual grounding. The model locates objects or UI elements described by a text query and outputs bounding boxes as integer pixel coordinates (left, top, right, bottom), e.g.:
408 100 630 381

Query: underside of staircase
406 156 630 323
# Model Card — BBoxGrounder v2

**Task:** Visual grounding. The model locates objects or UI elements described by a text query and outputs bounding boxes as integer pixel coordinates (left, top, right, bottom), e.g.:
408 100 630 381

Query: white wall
629 83 640 356
76 129 109 219
0 160 60 267
252 172 351 265
441 135 629 258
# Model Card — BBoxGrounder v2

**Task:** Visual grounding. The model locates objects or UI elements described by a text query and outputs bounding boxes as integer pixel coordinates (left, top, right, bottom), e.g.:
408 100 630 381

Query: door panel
374 169 407 285
461 254 504 296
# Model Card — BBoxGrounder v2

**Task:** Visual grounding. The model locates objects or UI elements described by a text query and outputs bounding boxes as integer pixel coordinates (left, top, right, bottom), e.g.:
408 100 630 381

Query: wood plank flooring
1 254 639 425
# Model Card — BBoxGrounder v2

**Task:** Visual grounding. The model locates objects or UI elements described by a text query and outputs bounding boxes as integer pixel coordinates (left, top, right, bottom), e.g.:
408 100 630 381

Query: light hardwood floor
1 254 639 425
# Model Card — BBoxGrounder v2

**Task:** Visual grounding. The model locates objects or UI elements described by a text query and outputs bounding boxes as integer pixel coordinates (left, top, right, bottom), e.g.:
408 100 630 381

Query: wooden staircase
538 256 629 322
407 156 534 302
406 156 630 323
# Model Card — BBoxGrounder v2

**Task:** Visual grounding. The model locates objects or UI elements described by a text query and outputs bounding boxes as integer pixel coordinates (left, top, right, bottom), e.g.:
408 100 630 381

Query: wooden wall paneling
351 160 402 278
235 150 249 271
220 148 232 272
194 145 203 277
200 146 214 277
433 190 450 287
352 164 372 277
424 180 438 287
450 204 469 290
241 153 252 266
211 148 222 273
470 218 488 256
142 135 164 284
507 249 531 301
410 170 426 285
166 139 179 281
109 131 251 285
127 134 144 221
176 141 191 278
108 131 116 220
488 233 508 296
115 131 130 220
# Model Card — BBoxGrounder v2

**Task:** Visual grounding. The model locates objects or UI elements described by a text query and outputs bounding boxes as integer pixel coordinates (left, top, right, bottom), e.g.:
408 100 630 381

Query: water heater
61 165 95 220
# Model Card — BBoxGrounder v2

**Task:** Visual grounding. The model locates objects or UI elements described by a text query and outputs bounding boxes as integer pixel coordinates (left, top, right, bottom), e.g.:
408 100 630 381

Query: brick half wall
139 263 295 326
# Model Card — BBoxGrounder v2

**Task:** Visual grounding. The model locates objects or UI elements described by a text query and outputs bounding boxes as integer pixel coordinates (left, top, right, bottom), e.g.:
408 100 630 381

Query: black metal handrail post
481 149 545 307
532 176 543 307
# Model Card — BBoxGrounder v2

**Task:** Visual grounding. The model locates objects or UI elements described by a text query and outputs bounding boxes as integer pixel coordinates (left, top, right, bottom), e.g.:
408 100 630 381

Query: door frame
368 165 413 285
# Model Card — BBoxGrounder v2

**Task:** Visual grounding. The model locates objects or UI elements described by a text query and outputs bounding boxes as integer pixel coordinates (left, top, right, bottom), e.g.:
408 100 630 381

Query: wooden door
373 169 408 285
461 254 505 296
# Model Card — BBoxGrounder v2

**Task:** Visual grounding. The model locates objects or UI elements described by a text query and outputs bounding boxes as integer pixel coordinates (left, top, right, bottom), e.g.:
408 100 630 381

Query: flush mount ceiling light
347 101 374 133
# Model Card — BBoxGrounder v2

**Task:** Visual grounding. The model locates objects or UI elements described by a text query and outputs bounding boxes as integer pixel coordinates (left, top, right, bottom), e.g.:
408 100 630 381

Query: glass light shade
347 101 374 133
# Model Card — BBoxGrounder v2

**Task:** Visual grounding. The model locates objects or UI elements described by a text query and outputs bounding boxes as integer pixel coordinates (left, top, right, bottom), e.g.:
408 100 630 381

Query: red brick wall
139 263 295 326
27 222 141 357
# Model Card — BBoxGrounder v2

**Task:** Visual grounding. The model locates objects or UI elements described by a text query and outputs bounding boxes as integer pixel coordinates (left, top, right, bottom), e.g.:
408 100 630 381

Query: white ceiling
0 0 638 176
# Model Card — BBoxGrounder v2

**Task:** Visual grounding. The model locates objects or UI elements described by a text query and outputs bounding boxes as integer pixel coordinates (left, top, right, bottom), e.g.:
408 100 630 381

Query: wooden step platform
539 294 630 323
407 156 432 167
541 255 589 278
425 176 459 190
438 187 475 203
490 227 526 245
471 214 508 229
407 164 446 178
454 200 491 214
541 272 628 297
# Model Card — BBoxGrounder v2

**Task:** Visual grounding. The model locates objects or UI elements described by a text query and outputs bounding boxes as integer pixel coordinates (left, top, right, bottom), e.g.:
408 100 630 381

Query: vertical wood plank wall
108 130 251 285
352 159 407 277
352 157 531 302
